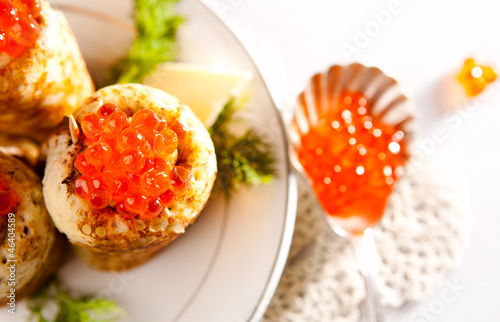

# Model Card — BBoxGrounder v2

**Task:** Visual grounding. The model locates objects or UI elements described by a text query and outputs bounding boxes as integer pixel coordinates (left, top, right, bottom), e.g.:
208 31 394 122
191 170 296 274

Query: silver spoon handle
351 228 385 322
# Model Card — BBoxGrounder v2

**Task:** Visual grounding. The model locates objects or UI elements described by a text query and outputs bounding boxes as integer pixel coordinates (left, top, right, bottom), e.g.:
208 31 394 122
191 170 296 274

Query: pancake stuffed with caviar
0 152 64 304
43 84 217 270
0 0 94 142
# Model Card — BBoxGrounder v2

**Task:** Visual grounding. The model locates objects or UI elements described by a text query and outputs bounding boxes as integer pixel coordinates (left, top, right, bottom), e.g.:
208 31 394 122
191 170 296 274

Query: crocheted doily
263 162 472 322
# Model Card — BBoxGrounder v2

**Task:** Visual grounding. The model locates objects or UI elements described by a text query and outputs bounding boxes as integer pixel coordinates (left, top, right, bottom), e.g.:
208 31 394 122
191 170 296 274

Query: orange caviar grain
151 157 169 172
118 128 144 151
4 39 23 57
160 129 178 155
170 166 191 191
112 176 131 199
89 191 110 210
97 103 117 118
121 149 146 173
81 113 104 141
74 177 91 200
106 111 129 134
458 57 497 97
115 200 135 218
85 141 113 166
131 109 161 134
14 0 41 18
159 190 175 208
123 191 147 214
142 198 163 219
170 120 187 140
8 13 39 47
74 154 97 175
157 114 167 132
141 170 169 196
0 1 17 28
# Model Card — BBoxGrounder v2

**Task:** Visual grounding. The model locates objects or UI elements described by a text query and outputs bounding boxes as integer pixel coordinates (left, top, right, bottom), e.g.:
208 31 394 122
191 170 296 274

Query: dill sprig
105 0 183 85
209 99 275 197
28 279 125 322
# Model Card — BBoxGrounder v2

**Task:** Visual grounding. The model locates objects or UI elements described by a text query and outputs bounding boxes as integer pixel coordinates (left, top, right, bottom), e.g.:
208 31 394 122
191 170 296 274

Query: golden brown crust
0 153 65 304
43 84 217 270
0 0 94 142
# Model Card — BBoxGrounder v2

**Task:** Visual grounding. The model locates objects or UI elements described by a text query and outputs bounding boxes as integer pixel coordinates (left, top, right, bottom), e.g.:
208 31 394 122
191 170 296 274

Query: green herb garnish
105 0 183 85
209 99 275 197
28 279 125 322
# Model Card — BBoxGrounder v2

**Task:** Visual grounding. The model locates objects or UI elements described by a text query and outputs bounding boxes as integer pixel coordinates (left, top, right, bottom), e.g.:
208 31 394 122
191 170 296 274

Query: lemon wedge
142 62 252 127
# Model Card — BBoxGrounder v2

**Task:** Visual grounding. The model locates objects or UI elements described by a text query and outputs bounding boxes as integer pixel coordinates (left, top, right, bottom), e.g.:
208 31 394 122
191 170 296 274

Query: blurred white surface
208 0 500 321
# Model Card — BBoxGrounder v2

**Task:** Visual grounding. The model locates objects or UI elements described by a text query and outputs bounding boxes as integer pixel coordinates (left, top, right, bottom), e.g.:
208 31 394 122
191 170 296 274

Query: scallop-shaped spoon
288 63 416 321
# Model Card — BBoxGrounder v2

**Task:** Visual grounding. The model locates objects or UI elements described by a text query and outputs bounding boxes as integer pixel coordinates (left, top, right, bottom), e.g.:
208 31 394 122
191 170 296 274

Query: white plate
3 1 297 321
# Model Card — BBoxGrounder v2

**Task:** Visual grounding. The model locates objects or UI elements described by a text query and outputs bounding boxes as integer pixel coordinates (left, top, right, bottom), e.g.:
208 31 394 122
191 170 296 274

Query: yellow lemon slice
142 62 252 127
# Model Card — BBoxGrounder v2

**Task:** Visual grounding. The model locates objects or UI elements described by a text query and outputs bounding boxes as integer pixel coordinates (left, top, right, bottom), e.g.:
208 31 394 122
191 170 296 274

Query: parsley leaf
105 0 183 85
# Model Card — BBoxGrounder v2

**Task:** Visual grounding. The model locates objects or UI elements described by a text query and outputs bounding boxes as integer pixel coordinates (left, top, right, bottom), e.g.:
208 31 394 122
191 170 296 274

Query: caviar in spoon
297 90 408 234
291 68 413 321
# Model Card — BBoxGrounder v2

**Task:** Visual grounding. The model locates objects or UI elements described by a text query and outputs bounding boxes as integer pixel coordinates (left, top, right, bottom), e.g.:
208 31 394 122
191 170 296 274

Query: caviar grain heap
297 91 408 226
74 104 191 220
0 0 42 57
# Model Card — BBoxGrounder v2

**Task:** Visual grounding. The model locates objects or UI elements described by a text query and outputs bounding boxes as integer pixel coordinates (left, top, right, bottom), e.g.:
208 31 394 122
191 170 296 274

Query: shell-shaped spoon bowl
289 63 416 178
287 63 417 321
289 62 416 235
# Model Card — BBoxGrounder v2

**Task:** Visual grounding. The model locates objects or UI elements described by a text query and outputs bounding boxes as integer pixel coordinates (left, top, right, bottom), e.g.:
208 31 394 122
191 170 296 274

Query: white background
207 0 500 321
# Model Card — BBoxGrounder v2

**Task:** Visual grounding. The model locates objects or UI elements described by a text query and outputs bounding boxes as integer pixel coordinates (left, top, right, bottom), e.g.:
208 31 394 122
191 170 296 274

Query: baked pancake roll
43 84 217 270
0 0 94 142
0 152 64 304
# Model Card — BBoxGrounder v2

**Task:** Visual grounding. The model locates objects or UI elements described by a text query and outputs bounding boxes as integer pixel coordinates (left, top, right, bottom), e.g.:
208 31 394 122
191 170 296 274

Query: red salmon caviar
97 103 117 118
106 111 128 134
160 129 178 155
131 109 161 133
123 191 147 214
170 166 191 191
86 141 113 166
74 106 191 219
170 119 187 139
74 177 91 200
159 190 175 208
142 198 163 219
81 113 103 141
121 149 146 173
0 0 42 57
14 0 41 18
118 128 144 150
297 91 408 233
141 170 169 196
74 154 96 175
115 200 135 218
